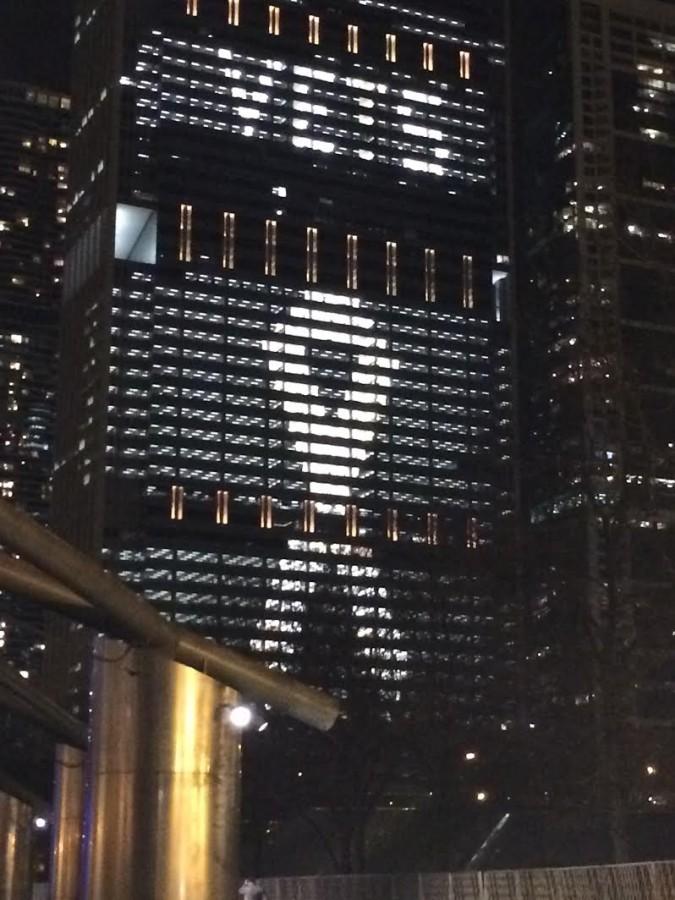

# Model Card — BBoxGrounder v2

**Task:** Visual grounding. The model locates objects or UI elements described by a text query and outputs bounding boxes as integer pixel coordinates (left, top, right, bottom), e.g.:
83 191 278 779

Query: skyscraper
0 81 69 672
516 0 675 824
56 0 512 727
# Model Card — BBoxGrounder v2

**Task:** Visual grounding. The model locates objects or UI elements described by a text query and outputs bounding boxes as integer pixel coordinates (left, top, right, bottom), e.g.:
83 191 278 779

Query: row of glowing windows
179 205 475 308
185 0 471 78
170 485 480 547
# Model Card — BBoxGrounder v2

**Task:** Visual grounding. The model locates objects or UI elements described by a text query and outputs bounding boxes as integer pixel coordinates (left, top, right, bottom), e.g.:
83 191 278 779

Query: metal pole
0 661 86 750
50 745 85 900
0 502 339 731
82 639 241 900
0 791 32 900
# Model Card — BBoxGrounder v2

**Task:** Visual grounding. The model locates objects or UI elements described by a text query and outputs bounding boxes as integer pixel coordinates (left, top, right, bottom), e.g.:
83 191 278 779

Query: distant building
55 1 513 727
0 81 69 673
516 0 675 813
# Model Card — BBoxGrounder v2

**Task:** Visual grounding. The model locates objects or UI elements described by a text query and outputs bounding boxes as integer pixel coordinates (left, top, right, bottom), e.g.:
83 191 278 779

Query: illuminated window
347 24 359 54
186 0 198 16
346 234 359 290
303 499 316 534
170 486 185 521
308 15 320 45
423 42 434 72
223 212 236 269
228 0 240 26
466 515 479 550
265 219 278 276
427 512 438 546
386 33 397 63
346 504 359 538
306 226 319 283
460 50 471 80
386 241 398 296
386 508 399 542
424 248 436 303
268 5 280 34
178 203 192 262
216 490 229 525
462 254 474 309
260 495 273 529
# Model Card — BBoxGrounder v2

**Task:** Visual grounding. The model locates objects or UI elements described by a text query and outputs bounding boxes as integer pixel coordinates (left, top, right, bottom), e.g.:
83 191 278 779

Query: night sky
1 0 73 91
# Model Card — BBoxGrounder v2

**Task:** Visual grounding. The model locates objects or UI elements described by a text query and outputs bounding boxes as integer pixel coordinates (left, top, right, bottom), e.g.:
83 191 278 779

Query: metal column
0 791 31 900
50 745 85 900
82 639 241 900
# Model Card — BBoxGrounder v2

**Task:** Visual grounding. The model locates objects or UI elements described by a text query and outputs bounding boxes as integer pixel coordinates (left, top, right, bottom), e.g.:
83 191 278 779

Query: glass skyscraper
55 0 513 722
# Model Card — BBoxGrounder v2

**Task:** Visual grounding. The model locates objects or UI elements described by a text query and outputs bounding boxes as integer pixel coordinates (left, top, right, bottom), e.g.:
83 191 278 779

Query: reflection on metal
0 498 339 732
83 639 241 900
0 791 31 900
0 660 86 750
51 745 85 900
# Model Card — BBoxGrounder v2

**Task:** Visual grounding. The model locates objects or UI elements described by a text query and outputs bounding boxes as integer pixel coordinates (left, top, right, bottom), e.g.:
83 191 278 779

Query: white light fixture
476 791 487 803
33 816 48 830
646 765 657 776
465 751 477 761
228 705 253 729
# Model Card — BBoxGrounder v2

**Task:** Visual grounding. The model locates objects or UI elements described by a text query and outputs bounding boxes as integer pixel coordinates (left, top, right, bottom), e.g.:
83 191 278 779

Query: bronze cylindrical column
0 791 32 900
82 639 241 900
50 745 85 900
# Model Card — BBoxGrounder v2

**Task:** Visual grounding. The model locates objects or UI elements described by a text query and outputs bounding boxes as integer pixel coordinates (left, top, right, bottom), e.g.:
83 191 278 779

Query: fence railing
264 860 675 900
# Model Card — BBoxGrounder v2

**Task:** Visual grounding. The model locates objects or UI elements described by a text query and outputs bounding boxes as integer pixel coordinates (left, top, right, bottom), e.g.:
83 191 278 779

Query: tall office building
0 81 69 671
56 0 513 727
516 0 675 816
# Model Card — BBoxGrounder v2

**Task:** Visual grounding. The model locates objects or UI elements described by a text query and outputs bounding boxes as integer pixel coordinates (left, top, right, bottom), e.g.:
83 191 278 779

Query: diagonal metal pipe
0 498 340 732
0 661 87 750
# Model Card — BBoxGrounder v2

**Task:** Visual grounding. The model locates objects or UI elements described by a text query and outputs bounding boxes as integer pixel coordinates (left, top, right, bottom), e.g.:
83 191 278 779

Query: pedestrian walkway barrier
264 860 675 900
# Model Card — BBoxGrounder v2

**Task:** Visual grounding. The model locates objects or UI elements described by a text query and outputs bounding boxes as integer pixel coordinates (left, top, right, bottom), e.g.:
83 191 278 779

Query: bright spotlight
33 816 48 830
229 705 253 729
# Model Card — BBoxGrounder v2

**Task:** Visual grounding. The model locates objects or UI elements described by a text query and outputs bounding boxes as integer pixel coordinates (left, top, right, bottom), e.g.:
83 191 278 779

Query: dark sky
1 0 73 91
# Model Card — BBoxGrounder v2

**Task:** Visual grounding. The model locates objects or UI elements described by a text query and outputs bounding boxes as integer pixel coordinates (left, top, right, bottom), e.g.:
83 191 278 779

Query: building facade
56 0 513 727
0 81 69 672
516 0 675 819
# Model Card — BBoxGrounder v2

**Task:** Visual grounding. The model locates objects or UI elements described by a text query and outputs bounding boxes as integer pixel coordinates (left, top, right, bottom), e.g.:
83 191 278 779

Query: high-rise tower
516 0 675 830
56 0 513 726
0 81 69 672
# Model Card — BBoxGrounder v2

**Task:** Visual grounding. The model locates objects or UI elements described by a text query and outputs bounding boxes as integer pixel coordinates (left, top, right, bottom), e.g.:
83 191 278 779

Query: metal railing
264 861 675 900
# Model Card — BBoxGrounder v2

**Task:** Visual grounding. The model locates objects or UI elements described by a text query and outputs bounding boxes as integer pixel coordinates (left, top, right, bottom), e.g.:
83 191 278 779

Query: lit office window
306 226 319 283
228 0 240 26
186 0 198 16
303 499 316 534
308 15 320 45
268 5 280 35
260 495 273 529
462 253 474 309
216 490 229 525
170 485 185 521
460 50 471 79
385 33 397 63
386 508 399 542
346 234 359 290
223 212 236 269
178 203 192 262
427 512 439 546
423 43 435 72
265 218 278 276
466 515 479 549
347 24 359 54
424 248 436 303
346 504 359 538
386 241 398 296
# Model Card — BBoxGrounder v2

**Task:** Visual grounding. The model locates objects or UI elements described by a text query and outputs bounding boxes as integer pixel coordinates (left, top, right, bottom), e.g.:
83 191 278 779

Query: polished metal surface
0 660 86 749
83 639 241 900
81 639 140 900
50 745 84 900
0 498 339 731
0 792 32 900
